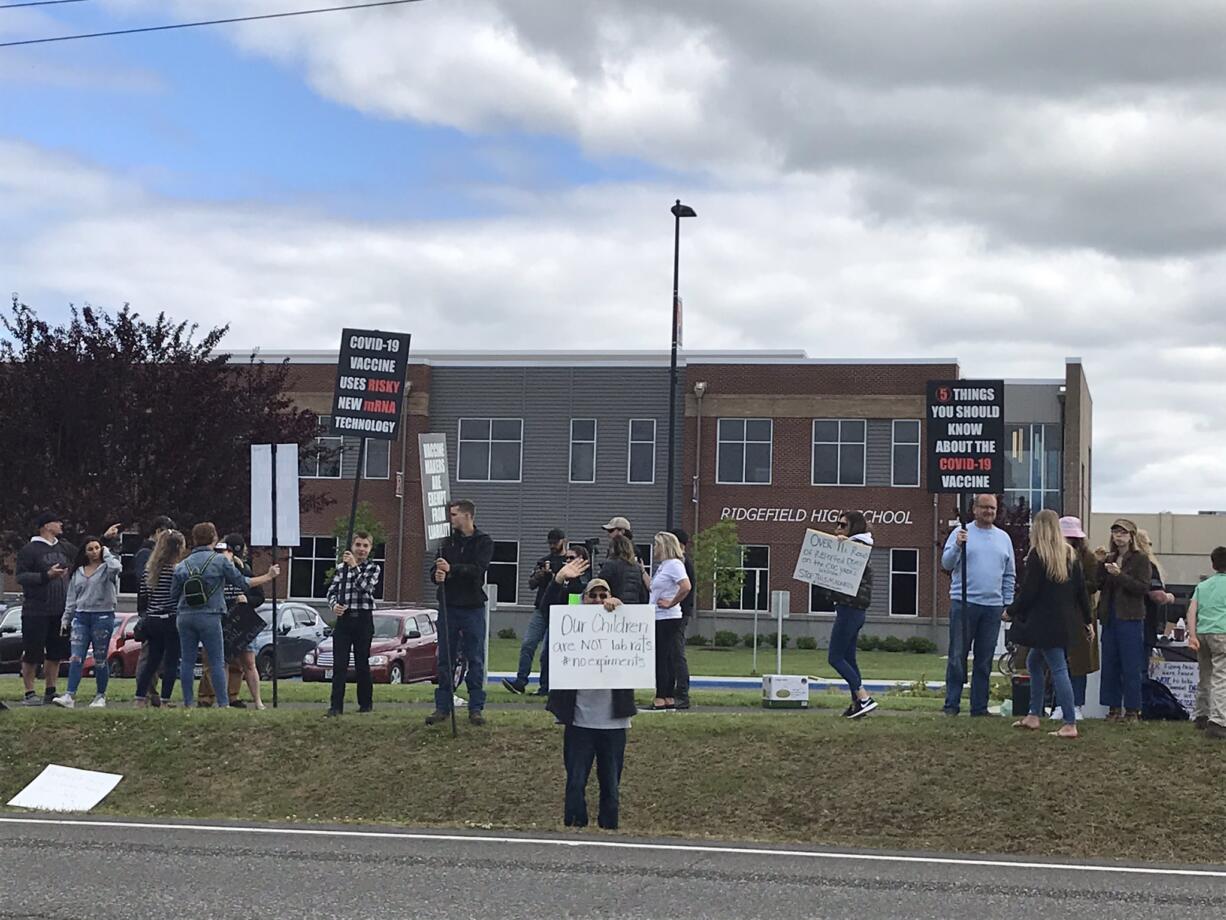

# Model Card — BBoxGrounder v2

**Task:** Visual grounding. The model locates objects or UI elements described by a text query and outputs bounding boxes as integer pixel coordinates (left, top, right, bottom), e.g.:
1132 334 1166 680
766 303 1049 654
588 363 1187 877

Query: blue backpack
1142 678 1189 721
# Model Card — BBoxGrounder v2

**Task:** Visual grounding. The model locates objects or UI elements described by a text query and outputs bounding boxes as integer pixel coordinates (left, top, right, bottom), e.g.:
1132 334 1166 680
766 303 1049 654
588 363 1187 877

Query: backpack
182 554 219 608
1141 677 1189 721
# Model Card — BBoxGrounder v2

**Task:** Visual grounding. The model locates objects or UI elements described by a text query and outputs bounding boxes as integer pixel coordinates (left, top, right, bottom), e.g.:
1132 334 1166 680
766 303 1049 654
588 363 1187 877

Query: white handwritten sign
792 529 871 596
1150 659 1198 714
548 603 655 689
8 764 123 812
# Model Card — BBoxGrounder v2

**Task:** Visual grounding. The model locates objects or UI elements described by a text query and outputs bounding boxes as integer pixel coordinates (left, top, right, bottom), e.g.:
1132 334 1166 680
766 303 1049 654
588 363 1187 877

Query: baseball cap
547 527 566 542
1058 516 1086 539
1110 518 1138 534
603 516 632 532
584 578 612 596
33 511 61 529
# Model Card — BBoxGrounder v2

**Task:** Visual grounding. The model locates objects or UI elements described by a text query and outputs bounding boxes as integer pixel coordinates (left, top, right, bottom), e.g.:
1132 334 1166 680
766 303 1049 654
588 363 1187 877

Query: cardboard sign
9 764 123 812
1150 658 1198 714
223 602 267 660
548 603 655 690
925 379 1005 493
792 529 871 596
418 433 452 551
250 443 301 547
331 328 411 439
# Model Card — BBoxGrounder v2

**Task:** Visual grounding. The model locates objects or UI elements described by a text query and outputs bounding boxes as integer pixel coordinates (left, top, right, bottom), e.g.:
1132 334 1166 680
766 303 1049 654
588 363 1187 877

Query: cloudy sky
3 0 1225 513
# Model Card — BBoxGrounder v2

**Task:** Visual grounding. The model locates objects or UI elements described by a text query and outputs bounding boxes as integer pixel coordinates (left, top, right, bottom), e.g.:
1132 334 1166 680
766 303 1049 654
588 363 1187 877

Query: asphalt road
2 816 1224 920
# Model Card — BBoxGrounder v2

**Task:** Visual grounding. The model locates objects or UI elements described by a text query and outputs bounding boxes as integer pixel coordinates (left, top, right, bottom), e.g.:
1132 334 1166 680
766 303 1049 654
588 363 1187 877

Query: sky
2 0 1225 513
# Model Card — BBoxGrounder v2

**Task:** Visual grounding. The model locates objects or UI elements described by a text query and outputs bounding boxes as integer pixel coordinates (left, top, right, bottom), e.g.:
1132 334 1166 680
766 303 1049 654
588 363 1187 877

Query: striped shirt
140 566 178 617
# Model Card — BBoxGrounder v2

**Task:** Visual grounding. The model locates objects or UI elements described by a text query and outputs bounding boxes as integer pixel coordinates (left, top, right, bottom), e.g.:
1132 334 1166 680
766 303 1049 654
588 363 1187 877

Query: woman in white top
649 531 691 710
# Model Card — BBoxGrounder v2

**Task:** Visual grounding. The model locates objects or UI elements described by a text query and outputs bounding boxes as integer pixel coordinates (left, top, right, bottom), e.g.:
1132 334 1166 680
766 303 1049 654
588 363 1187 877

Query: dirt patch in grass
2 708 1223 863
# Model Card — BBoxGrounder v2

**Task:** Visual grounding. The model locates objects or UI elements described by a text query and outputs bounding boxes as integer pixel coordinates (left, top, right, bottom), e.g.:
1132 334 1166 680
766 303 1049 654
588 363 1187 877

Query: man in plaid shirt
325 531 382 716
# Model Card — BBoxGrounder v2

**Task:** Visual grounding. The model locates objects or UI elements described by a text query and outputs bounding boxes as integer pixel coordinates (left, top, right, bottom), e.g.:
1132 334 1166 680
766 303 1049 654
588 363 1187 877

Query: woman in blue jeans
1095 518 1153 722
1007 510 1093 739
817 512 877 719
53 525 123 710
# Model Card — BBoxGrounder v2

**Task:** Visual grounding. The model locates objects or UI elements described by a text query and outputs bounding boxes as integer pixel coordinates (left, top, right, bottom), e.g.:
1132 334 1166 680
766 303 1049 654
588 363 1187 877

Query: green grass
2 707 1223 863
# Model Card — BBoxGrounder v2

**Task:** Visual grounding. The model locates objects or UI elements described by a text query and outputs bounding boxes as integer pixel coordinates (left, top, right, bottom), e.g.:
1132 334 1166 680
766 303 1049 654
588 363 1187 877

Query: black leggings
136 617 181 701
655 619 683 698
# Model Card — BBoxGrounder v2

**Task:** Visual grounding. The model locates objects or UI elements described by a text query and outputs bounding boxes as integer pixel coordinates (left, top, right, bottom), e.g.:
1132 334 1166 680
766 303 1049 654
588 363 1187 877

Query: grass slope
2 707 1223 864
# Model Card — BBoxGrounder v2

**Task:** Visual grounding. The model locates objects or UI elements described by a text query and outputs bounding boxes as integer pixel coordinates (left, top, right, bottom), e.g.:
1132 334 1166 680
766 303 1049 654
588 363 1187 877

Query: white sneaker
51 693 75 709
89 696 107 709
1049 707 1064 721
1074 706 1084 721
453 694 468 709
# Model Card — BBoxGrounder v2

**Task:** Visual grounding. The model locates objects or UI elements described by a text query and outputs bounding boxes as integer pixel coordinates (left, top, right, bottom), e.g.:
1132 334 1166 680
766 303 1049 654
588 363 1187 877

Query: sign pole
271 443 279 710
752 606 759 676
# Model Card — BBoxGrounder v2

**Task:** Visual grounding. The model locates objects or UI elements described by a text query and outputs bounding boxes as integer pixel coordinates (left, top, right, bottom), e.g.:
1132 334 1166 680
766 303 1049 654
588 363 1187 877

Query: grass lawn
487 637 948 682
2 707 1223 864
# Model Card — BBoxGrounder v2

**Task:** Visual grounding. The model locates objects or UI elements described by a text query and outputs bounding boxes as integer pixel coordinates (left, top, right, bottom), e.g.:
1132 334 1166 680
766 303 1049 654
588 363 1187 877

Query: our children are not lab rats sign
548 604 656 690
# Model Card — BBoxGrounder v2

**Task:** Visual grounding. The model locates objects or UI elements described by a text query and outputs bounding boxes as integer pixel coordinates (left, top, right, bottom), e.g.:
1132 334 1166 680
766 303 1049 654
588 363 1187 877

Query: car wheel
108 657 124 679
256 652 274 681
389 662 403 685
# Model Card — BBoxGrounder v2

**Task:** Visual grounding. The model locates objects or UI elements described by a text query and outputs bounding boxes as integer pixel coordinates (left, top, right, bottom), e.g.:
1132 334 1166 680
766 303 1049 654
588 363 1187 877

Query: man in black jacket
14 512 77 706
503 528 568 696
427 500 495 726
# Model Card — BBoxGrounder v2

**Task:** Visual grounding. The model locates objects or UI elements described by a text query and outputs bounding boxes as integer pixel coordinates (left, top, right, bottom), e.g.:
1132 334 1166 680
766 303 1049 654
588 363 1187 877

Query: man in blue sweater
941 494 1016 716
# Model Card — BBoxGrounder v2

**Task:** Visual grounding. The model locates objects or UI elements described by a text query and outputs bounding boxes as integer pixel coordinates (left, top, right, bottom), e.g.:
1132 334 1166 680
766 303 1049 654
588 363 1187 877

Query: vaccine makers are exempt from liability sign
925 380 1005 494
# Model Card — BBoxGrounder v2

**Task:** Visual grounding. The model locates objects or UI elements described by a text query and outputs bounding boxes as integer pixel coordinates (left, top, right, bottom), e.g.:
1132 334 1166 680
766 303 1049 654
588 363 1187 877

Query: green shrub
880 635 906 653
856 634 879 651
764 632 791 649
685 633 710 647
742 632 759 648
713 630 739 648
496 627 517 640
796 636 818 650
905 636 937 654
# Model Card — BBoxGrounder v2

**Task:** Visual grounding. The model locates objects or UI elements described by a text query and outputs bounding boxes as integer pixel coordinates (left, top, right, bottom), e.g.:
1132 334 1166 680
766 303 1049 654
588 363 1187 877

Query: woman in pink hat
1057 516 1100 720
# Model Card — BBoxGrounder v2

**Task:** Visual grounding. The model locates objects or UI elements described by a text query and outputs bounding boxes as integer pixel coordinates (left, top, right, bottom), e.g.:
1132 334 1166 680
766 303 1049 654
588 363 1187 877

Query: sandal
651 698 670 711
1048 727 1079 739
1012 717 1041 730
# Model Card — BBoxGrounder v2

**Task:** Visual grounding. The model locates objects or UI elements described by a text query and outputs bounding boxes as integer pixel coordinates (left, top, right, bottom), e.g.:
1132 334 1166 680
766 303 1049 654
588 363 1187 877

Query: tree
0 300 329 560
692 519 746 611
328 502 389 560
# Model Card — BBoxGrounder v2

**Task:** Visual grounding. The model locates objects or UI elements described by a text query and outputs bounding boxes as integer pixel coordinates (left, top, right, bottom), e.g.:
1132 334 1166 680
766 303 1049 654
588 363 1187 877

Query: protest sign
223 602 267 661
250 443 300 547
418 433 451 551
925 380 1005 493
548 603 655 690
792 529 871 595
331 328 411 439
9 764 123 812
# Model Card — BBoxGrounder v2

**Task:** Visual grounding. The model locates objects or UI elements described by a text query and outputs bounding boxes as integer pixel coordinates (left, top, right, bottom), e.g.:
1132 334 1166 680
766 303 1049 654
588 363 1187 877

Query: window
289 536 385 600
487 541 519 605
457 418 523 482
1004 423 1063 516
299 416 343 479
809 584 836 614
293 605 316 627
364 439 391 479
716 545 769 611
415 615 435 636
628 419 656 484
812 419 866 486
569 419 597 483
716 418 772 484
634 543 654 571
889 549 919 617
891 419 921 487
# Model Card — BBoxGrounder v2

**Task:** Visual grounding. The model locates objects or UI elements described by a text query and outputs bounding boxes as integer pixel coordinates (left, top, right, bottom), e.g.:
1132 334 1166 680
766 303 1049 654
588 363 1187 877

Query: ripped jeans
66 611 115 698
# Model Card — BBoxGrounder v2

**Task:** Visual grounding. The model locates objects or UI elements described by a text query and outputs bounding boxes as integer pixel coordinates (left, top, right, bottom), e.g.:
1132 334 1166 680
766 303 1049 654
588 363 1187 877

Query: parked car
302 609 438 685
0 604 95 677
251 602 329 679
106 613 141 679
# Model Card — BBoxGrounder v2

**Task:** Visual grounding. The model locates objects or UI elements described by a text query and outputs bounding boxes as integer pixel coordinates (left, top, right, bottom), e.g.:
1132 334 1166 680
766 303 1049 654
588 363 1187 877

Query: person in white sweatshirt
812 511 878 719
54 524 123 709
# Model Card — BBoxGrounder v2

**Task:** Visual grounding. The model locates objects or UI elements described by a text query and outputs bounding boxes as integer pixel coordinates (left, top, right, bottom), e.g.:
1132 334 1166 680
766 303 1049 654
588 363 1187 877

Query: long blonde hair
1136 529 1163 579
1029 510 1074 583
145 529 186 580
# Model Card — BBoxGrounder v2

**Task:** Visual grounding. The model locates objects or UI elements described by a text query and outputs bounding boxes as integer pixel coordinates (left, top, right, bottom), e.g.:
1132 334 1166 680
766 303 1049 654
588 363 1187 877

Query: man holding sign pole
325 533 381 716
941 494 1015 716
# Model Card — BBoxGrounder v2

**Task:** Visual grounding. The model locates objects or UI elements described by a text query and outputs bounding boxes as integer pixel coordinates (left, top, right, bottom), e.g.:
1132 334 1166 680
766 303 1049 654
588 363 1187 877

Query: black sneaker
0 700 8 711
229 700 248 710
534 687 549 696
849 697 878 719
674 699 691 711
43 688 57 705
469 711 487 725
325 709 342 718
1195 716 1209 731
22 692 42 707
424 710 450 726
501 677 527 695
840 703 856 718
358 707 373 714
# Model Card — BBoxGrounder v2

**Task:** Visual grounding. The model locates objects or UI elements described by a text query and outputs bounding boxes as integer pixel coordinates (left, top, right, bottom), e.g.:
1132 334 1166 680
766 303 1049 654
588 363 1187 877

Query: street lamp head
671 200 697 219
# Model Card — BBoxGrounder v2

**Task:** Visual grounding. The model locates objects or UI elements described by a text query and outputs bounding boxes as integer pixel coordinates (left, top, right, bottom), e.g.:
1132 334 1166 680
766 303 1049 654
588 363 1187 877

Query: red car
302 609 438 685
106 613 141 679
0 605 97 677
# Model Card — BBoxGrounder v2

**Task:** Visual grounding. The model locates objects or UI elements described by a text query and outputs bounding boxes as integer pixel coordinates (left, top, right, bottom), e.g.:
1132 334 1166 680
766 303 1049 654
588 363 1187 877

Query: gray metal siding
425 365 678 605
865 420 892 487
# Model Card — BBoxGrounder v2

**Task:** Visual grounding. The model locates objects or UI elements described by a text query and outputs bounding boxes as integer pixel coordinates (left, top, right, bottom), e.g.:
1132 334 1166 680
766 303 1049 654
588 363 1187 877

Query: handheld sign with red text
925 380 1005 494
331 328 411 440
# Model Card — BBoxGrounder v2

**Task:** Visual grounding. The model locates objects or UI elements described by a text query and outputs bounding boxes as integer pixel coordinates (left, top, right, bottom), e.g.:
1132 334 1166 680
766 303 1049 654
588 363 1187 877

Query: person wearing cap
546 579 637 830
602 516 634 544
1055 516 1101 720
14 512 78 706
504 528 570 696
1096 518 1152 722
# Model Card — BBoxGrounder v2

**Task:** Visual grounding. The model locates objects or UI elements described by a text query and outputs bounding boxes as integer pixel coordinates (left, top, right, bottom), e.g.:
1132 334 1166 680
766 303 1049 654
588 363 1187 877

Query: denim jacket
171 546 251 615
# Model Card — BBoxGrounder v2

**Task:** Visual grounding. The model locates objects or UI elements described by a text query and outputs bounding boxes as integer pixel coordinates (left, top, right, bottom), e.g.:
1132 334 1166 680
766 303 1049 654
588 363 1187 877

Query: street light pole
666 199 696 531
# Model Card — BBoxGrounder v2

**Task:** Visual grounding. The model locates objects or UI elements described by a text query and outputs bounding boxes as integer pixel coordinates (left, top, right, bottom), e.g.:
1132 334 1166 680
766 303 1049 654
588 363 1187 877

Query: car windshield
1 608 19 630
372 615 402 639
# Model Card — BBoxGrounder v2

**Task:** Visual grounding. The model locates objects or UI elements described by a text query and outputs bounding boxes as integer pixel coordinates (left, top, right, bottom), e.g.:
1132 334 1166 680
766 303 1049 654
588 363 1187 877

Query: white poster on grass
548 604 656 690
792 528 871 595
8 764 123 812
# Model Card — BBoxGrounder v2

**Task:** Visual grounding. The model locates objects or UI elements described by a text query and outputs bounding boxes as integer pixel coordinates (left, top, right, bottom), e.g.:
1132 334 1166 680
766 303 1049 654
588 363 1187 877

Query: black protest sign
926 380 1005 494
418 433 452 551
222 602 266 660
330 328 412 440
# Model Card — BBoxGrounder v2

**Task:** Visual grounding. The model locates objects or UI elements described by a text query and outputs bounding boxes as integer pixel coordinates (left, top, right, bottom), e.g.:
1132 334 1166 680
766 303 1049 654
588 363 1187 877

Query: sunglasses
564 554 578 560
587 591 610 600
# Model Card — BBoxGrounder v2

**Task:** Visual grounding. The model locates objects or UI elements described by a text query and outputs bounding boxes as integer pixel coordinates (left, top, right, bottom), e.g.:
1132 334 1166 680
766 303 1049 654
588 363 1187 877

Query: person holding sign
941 495 1016 717
546 579 637 830
325 532 382 717
811 512 878 719
649 531 691 711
